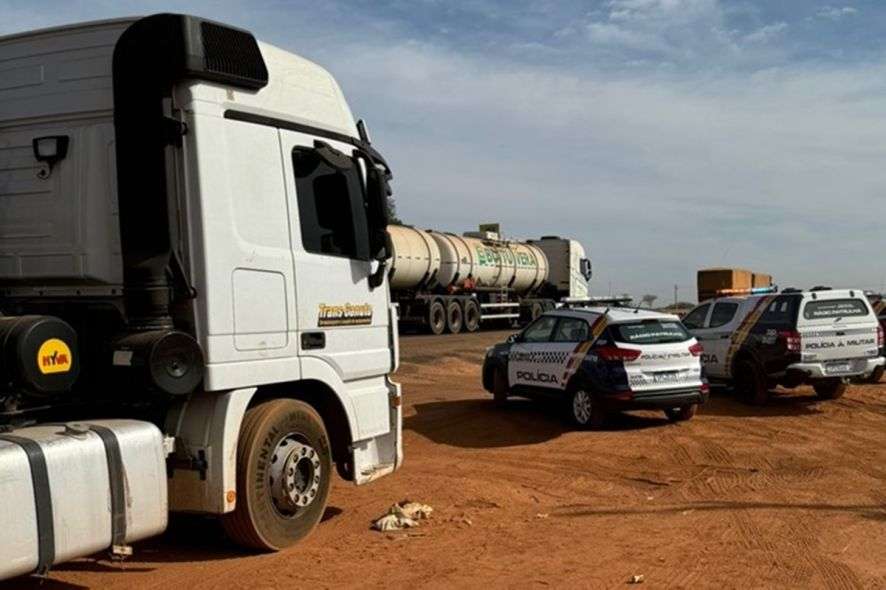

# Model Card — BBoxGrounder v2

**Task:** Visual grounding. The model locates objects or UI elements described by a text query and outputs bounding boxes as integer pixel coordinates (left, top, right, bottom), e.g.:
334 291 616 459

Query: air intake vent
200 22 268 88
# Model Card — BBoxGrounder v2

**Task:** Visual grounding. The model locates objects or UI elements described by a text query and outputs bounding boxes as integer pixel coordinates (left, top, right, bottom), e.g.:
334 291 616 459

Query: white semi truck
0 14 401 580
387 224 592 334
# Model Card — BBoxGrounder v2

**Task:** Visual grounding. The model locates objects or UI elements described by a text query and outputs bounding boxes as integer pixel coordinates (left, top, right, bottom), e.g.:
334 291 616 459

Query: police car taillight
779 330 802 353
596 346 641 362
878 324 884 348
689 342 704 357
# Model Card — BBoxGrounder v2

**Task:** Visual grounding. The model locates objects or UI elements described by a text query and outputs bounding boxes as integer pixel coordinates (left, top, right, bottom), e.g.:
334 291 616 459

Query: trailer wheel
446 301 463 334
813 378 847 400
223 399 332 551
464 300 481 332
428 301 446 335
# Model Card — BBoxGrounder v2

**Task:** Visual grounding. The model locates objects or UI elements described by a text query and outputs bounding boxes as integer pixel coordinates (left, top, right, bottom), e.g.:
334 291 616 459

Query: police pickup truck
683 288 885 403
482 308 708 429
865 293 886 383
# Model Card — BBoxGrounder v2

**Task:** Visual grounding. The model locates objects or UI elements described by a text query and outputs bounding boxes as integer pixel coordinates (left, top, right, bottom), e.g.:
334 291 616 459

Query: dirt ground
5 331 886 589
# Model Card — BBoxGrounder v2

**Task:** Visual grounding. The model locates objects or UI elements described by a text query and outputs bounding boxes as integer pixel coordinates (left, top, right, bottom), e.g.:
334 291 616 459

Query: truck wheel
734 360 768 405
446 301 463 334
665 404 697 422
813 379 847 400
866 365 884 384
223 399 332 551
464 300 481 332
569 389 605 430
493 367 509 407
428 301 446 335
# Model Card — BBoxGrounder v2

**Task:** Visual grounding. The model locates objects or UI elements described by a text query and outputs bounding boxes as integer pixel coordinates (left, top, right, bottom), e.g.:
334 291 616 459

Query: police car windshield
610 320 690 345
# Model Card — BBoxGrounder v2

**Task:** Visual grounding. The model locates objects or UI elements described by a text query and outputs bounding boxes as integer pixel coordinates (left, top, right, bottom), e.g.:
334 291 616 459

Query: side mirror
507 333 518 344
580 258 592 281
365 164 391 261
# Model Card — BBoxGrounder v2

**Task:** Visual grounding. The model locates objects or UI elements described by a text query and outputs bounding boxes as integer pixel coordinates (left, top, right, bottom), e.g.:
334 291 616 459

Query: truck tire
665 404 697 422
569 388 605 430
446 300 463 334
428 300 446 335
223 399 332 551
734 359 768 405
464 300 481 332
813 379 847 400
492 367 509 407
866 365 884 384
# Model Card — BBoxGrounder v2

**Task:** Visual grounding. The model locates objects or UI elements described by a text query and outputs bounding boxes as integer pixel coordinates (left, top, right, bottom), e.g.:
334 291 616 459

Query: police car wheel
492 368 509 407
570 389 604 429
866 366 884 384
665 404 697 422
735 360 768 405
813 378 847 400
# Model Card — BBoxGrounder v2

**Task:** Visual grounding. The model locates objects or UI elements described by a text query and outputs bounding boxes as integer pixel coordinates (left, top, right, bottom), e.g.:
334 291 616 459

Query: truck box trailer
387 224 592 334
0 13 401 580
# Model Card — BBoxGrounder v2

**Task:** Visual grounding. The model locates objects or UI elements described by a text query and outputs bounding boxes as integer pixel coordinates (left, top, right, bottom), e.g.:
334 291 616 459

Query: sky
2 0 884 302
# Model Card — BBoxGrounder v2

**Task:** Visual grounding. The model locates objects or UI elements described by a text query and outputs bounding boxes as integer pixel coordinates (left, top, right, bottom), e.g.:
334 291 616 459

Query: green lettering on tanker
476 245 537 268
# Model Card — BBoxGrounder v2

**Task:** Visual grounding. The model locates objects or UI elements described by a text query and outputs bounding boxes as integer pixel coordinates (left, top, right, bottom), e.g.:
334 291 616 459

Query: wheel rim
573 390 592 424
268 434 322 518
431 306 445 332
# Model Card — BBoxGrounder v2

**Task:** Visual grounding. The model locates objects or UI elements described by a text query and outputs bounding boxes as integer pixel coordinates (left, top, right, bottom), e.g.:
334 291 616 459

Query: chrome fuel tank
0 419 168 580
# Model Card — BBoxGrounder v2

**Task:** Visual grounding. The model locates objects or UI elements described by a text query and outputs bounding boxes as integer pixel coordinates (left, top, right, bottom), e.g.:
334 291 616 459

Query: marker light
32 135 70 170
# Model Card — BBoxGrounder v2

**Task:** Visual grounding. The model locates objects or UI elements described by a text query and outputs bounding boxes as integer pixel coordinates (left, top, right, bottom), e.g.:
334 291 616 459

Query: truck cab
1 14 401 579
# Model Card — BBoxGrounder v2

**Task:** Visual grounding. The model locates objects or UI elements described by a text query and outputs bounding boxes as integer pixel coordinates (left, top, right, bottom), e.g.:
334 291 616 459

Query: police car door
701 301 741 378
509 315 572 392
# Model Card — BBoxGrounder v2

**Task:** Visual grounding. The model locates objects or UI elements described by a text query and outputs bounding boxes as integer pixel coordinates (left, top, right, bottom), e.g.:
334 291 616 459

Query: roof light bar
714 286 778 296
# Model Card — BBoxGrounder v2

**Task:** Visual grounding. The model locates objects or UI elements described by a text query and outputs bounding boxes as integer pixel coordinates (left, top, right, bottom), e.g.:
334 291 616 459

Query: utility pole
674 284 678 307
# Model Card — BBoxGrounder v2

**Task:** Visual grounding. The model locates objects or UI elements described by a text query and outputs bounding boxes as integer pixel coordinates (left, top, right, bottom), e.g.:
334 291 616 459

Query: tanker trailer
387 225 592 334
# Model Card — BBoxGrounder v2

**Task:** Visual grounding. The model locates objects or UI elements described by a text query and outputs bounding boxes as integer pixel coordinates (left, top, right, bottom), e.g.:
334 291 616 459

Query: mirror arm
369 258 388 290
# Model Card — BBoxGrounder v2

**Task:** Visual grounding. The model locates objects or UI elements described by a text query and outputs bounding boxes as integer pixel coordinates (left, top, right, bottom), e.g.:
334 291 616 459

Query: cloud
2 0 884 298
815 6 859 20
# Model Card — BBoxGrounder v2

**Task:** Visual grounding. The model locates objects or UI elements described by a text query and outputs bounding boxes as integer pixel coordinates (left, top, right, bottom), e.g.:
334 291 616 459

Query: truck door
682 303 713 372
701 301 741 378
279 129 392 393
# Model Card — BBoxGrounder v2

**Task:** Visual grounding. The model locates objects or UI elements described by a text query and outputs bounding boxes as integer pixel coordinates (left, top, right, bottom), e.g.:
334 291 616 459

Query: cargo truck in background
0 14 401 581
697 268 773 302
387 224 592 334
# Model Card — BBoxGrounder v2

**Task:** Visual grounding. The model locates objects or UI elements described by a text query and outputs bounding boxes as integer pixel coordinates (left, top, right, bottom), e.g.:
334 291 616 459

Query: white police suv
683 287 884 403
482 307 708 429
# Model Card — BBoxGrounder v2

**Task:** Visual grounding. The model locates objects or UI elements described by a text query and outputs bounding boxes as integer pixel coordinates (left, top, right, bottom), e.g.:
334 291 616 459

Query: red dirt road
5 331 886 589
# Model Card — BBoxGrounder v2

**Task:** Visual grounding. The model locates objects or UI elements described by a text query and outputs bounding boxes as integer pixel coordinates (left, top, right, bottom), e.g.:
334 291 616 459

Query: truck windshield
802 299 869 320
610 320 690 345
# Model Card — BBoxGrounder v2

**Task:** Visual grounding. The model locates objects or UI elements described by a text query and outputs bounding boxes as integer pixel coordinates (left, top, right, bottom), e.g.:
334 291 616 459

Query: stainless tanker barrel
387 225 442 290
427 230 549 293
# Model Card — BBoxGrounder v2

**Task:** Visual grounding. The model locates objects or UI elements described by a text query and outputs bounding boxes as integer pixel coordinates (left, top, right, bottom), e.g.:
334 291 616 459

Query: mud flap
352 378 402 485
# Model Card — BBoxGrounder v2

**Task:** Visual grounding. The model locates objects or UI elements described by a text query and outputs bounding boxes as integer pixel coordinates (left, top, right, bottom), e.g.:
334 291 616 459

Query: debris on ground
629 574 645 584
372 500 434 532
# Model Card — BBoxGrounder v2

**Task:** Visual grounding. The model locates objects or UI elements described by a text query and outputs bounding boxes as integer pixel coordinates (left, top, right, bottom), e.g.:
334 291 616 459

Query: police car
865 292 885 383
482 307 708 429
683 287 885 403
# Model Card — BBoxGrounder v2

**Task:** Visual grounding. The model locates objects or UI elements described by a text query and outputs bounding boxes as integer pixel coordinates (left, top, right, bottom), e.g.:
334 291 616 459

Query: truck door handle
720 334 731 339
301 332 326 350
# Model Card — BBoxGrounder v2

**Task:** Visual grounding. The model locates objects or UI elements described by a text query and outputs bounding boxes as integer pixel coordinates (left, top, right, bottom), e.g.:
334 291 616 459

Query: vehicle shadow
550 500 886 522
406 396 671 449
4 504 347 586
699 389 825 418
